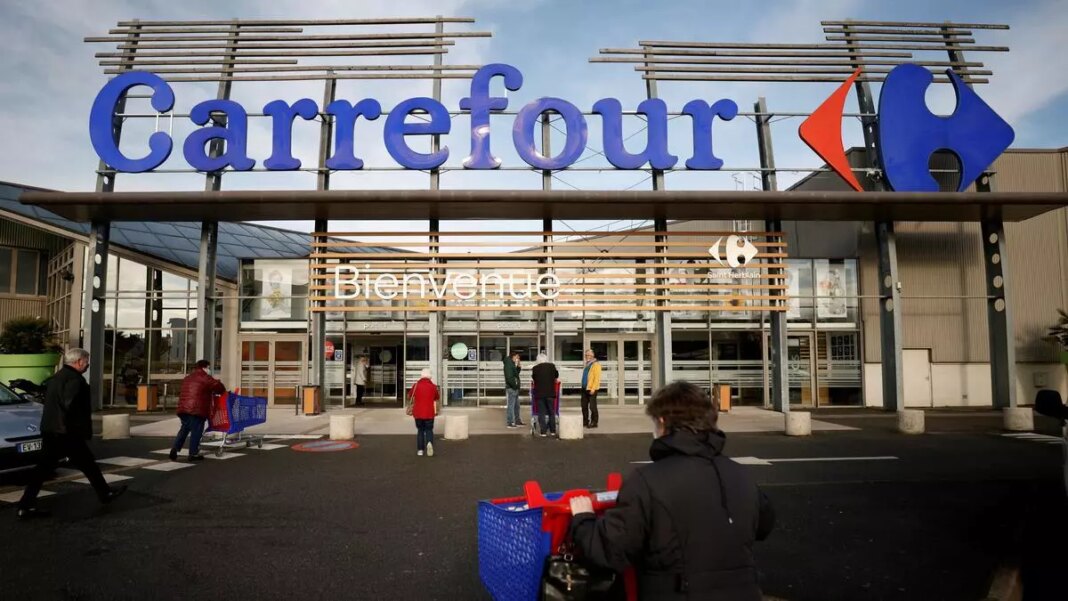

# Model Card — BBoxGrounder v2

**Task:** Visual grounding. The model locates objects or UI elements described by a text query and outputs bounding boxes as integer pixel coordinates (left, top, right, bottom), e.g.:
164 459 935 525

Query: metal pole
541 114 555 362
428 18 444 386
311 74 336 403
645 52 672 388
85 20 142 409
943 30 1018 408
843 22 903 411
755 97 789 413
196 20 239 371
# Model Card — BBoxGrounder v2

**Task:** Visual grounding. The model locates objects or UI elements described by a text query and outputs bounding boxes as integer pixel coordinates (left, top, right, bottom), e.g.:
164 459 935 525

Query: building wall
0 217 68 332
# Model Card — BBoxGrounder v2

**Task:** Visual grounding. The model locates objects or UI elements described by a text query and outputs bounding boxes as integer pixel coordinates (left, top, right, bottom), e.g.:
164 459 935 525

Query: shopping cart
205 392 268 456
529 380 561 438
477 474 636 601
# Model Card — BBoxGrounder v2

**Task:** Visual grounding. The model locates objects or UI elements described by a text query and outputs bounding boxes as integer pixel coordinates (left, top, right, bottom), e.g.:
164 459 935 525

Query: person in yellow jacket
581 349 602 429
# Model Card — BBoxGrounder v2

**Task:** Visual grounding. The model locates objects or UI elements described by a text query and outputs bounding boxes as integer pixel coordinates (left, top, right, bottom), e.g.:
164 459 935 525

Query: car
0 381 44 472
1035 389 1068 495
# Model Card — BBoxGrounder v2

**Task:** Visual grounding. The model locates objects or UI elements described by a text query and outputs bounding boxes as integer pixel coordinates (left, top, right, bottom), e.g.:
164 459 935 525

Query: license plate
17 440 42 453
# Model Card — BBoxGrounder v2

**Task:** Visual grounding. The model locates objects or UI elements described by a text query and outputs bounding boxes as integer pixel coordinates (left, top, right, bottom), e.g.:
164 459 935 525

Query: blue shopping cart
205 392 268 456
477 475 629 601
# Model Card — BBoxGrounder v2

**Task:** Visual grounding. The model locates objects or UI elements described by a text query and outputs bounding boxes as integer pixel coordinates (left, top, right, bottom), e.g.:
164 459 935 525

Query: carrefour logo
708 235 758 268
799 64 1014 192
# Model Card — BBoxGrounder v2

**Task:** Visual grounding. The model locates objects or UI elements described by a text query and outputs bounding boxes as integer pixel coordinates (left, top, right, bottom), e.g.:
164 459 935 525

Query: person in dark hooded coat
569 381 774 601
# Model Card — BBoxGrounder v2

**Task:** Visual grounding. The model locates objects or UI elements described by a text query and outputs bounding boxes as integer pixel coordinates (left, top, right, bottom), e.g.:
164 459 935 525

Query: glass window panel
148 329 185 375
114 329 147 405
161 271 190 291
117 258 148 291
37 254 47 297
116 297 148 328
814 259 858 324
15 250 37 295
161 307 188 329
106 253 119 290
0 247 11 293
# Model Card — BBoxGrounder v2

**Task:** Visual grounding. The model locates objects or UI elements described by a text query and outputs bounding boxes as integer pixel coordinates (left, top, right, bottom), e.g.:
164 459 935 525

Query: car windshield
0 384 28 405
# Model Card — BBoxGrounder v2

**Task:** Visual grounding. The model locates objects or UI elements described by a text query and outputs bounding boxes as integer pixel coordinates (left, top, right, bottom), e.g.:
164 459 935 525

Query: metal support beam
981 192 1018 408
85 21 140 408
195 223 219 366
195 20 238 372
429 219 441 383
540 114 554 361
754 97 789 413
83 222 110 410
944 34 1017 408
843 23 903 411
646 55 671 388
311 74 337 396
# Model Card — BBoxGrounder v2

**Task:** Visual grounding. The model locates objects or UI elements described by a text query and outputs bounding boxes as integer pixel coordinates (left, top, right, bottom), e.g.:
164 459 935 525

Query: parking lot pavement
1 429 1065 600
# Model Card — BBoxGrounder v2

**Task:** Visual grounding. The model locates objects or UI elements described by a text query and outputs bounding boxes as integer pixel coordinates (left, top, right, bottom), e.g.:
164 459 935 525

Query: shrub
0 317 61 354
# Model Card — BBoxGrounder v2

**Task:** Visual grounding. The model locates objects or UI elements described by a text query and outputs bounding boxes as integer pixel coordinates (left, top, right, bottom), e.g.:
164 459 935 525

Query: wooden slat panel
310 304 787 313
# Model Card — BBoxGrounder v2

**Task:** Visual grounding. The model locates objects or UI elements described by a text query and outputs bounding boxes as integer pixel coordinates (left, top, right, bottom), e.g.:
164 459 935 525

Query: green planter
0 353 61 387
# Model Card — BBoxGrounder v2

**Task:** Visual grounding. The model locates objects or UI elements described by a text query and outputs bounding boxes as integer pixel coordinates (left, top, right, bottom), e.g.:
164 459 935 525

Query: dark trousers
172 414 206 456
581 390 599 427
19 433 110 509
356 385 366 406
415 418 435 451
536 396 556 435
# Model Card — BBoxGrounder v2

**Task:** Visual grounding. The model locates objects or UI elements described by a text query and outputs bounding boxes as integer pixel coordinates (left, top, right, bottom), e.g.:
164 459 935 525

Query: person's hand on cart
569 494 594 516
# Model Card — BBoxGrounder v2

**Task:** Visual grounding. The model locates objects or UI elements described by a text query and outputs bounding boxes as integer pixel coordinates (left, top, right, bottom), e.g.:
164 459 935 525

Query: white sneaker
417 450 424 456
426 442 434 457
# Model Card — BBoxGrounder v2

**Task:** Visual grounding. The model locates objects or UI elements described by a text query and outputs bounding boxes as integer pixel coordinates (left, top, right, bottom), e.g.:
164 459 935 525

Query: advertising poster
256 261 293 319
786 264 801 319
816 263 847 319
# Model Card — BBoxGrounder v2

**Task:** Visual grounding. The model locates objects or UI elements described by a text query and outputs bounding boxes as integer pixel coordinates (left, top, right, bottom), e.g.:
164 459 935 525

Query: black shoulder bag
541 543 623 601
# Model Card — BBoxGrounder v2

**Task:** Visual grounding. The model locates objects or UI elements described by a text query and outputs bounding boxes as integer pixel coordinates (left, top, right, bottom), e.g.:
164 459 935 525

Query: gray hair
420 368 432 380
536 352 548 364
64 348 90 365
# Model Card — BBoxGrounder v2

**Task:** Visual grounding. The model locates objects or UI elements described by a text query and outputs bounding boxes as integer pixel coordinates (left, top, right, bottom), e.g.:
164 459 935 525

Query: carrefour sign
89 63 1013 192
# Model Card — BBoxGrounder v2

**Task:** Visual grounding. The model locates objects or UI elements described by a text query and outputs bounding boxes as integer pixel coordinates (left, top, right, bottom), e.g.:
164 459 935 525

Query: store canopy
18 189 1068 223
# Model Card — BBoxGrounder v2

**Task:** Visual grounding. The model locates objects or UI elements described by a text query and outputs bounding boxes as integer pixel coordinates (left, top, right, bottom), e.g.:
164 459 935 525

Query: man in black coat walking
569 381 774 600
17 348 126 519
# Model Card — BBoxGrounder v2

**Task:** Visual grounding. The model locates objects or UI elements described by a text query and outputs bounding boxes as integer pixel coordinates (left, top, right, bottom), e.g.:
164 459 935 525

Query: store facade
8 16 1068 413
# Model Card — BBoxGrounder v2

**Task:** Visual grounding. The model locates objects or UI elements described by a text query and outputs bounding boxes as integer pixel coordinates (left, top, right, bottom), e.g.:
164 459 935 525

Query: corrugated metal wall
860 149 1068 363
0 216 69 332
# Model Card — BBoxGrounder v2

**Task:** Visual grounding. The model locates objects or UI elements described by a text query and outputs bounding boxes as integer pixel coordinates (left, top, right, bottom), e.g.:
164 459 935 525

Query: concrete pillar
1003 407 1034 432
101 414 130 439
784 412 811 436
444 414 469 440
329 414 356 440
898 409 925 434
558 414 584 440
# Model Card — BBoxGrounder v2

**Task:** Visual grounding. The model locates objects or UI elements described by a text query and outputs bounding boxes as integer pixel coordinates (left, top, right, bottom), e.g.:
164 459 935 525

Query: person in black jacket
569 381 774 600
530 353 559 437
16 348 126 519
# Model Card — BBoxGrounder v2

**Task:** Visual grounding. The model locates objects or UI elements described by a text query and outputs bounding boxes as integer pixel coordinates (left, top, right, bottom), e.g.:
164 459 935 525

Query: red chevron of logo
799 67 863 192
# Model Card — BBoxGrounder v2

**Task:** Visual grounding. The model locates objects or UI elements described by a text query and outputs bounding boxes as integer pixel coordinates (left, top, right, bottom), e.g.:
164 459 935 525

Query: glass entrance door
787 333 816 408
240 337 305 405
585 335 653 405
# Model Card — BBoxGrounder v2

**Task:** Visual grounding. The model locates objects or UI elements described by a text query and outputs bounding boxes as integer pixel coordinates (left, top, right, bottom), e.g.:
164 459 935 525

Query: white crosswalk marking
1001 433 1063 443
205 453 243 460
0 489 54 504
99 456 157 467
74 473 132 485
142 461 194 472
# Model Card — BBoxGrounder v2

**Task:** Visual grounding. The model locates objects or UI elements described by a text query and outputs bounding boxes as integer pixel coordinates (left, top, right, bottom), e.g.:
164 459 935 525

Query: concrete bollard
784 412 811 436
558 414 584 440
329 415 355 440
1003 407 1034 432
897 409 925 434
101 414 130 440
444 414 469 440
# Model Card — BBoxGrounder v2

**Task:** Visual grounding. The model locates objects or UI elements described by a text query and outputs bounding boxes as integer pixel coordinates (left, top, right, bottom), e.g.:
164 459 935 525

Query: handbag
541 544 622 601
405 386 415 416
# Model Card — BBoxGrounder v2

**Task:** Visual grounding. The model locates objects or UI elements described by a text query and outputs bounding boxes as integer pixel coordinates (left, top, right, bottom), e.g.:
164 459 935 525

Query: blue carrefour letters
88 64 745 174
89 71 175 173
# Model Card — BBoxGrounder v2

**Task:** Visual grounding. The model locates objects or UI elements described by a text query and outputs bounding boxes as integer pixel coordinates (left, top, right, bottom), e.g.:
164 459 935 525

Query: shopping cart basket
477 473 633 601
206 392 268 456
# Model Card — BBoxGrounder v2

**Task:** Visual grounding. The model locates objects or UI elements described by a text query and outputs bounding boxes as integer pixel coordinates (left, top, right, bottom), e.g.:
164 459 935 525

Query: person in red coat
170 360 226 461
407 368 440 457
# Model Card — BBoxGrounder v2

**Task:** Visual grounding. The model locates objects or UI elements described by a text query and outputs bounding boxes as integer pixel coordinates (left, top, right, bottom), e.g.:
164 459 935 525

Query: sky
0 0 1065 236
